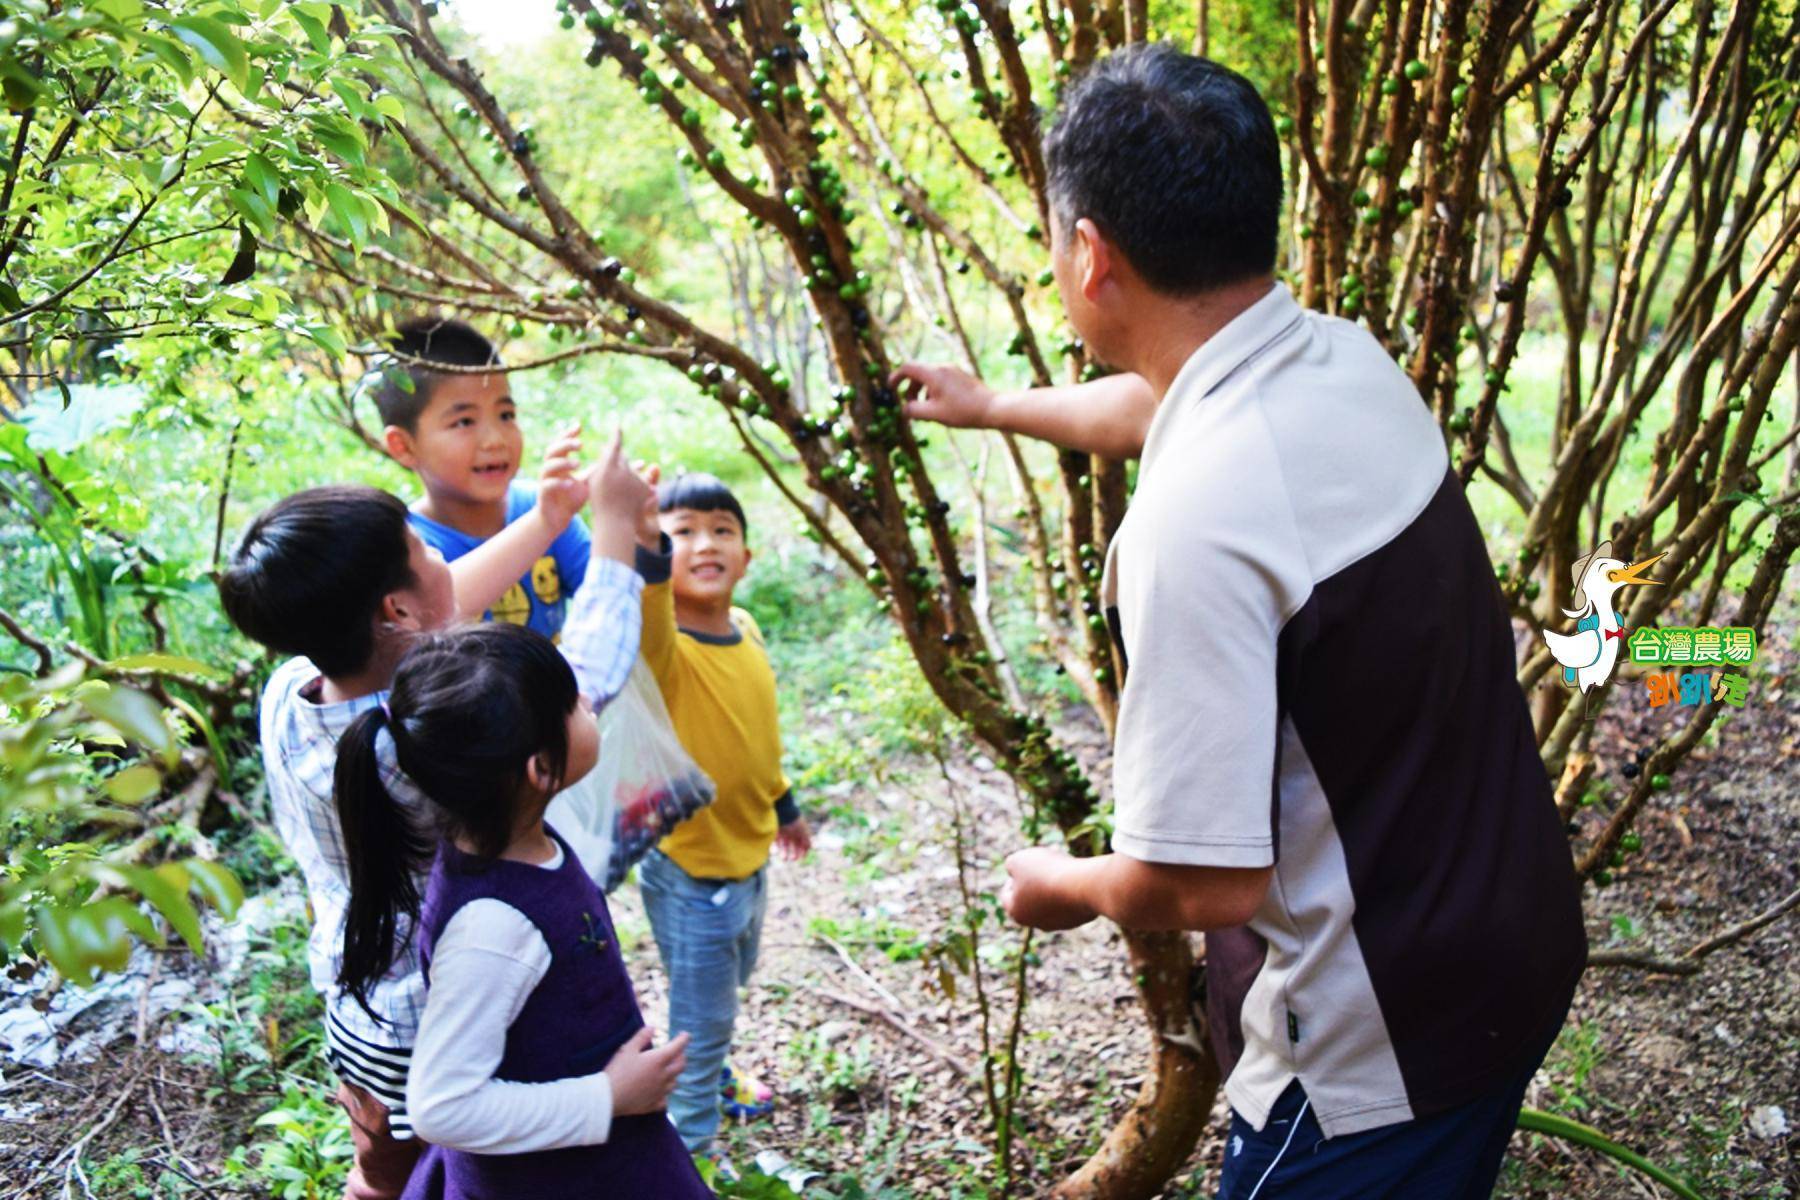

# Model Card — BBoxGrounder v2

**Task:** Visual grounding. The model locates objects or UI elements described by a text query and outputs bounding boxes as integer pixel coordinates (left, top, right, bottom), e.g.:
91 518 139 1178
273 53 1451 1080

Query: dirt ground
3 627 1796 1199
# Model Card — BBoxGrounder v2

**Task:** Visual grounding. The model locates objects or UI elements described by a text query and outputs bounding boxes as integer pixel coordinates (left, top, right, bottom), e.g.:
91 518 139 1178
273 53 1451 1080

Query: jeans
638 848 768 1153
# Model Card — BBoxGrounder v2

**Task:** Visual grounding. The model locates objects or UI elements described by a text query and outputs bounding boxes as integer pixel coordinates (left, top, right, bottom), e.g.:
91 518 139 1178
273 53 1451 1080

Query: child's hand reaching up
534 421 590 533
587 429 654 565
632 461 662 550
604 1027 689 1116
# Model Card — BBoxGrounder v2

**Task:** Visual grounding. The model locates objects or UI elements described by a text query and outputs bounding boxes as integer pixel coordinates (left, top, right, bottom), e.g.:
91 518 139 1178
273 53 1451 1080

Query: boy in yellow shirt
632 471 810 1154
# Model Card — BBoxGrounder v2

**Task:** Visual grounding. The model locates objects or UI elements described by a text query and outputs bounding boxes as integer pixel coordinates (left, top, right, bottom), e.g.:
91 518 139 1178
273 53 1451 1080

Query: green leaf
106 652 225 680
243 151 281 208
104 764 163 804
121 864 204 952
77 683 176 766
0 903 25 954
305 323 346 356
134 33 198 86
185 860 245 921
324 181 368 245
33 906 97 986
289 7 330 53
167 15 249 90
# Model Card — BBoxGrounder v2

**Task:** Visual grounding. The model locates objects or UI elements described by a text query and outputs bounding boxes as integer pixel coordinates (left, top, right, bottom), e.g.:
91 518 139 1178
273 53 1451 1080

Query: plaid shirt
257 557 645 1060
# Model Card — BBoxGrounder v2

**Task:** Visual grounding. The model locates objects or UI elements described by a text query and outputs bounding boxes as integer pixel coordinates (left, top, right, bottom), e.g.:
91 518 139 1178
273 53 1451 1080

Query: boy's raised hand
632 461 662 550
587 428 655 565
535 421 590 533
604 1026 689 1116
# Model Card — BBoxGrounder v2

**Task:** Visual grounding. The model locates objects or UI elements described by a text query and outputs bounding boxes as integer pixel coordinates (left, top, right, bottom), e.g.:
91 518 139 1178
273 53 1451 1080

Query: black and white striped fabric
327 1010 416 1139
1101 283 1586 1140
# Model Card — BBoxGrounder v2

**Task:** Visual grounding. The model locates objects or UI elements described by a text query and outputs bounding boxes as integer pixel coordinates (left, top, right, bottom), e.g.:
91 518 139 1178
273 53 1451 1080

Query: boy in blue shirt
374 316 591 637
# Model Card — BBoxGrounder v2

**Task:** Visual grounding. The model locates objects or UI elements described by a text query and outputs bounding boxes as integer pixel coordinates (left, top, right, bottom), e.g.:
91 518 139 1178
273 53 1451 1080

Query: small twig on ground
815 933 910 1015
809 985 974 1080
1588 884 1800 975
6 1061 146 1200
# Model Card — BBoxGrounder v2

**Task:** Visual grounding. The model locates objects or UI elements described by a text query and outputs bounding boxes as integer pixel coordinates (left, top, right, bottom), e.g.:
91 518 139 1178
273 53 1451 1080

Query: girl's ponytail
335 705 430 1015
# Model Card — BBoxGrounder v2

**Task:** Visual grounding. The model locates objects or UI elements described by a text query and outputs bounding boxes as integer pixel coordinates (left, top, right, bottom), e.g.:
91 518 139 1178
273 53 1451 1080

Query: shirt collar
1139 281 1302 476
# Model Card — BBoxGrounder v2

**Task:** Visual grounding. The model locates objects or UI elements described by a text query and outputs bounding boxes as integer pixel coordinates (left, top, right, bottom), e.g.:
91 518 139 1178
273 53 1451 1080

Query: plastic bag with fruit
546 658 715 892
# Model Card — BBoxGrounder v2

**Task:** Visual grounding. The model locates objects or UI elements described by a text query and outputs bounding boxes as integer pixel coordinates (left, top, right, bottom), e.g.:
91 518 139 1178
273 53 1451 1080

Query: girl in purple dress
334 623 713 1199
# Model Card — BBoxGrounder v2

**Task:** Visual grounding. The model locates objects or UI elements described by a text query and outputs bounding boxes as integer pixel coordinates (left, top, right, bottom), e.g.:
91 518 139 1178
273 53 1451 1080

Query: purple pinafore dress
402 826 712 1200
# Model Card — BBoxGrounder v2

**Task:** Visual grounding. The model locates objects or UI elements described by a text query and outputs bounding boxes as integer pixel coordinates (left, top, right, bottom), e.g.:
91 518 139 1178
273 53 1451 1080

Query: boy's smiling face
382 371 522 511
660 506 751 607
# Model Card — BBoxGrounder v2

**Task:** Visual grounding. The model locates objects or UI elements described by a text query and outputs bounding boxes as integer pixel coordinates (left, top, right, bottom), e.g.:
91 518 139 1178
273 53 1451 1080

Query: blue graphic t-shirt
408 483 591 640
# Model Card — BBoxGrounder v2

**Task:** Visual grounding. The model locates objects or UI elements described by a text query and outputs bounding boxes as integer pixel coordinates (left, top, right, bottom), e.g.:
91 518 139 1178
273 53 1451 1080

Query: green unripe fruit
784 187 805 207
1621 833 1642 853
797 208 817 228
560 11 575 27
1037 268 1055 286
1366 145 1390 169
1396 200 1415 217
625 330 644 344
1361 207 1381 225
706 149 725 169
1382 77 1400 96
1351 188 1371 207
1299 223 1316 239
618 267 636 284
1451 83 1469 106
1448 412 1471 434
1593 870 1612 887
681 107 700 127
1275 115 1295 135
1651 773 1671 791
1462 323 1479 342
1403 59 1428 81
783 84 802 102
1485 368 1503 387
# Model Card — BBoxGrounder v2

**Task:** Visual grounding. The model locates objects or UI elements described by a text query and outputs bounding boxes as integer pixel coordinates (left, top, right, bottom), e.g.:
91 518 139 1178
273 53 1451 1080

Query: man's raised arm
890 362 1156 460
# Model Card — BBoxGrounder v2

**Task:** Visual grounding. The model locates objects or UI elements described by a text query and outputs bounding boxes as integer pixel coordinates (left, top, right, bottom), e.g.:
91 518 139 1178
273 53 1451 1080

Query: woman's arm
890 363 1156 460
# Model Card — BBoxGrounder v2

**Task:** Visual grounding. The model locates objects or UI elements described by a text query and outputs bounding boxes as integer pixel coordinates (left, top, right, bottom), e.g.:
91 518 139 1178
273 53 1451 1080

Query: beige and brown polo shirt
1101 282 1585 1139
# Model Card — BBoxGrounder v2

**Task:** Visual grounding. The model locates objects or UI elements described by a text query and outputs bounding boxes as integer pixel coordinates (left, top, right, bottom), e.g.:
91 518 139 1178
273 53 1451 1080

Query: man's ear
1074 217 1113 303
383 424 418 468
740 545 754 572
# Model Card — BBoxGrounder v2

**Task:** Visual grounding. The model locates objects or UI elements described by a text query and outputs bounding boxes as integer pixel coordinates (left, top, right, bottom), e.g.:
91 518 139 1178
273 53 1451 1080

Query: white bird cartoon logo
1541 540 1664 695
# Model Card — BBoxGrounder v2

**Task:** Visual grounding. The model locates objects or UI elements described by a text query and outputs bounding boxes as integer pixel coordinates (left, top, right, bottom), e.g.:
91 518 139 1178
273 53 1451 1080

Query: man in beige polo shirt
894 44 1584 1199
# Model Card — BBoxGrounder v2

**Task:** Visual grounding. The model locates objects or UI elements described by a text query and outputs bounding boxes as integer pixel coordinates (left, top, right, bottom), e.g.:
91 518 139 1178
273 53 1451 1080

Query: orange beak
1606 554 1664 587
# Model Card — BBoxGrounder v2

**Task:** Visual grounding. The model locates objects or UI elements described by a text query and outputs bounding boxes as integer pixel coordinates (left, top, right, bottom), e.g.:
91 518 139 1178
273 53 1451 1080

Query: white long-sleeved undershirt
405 843 615 1153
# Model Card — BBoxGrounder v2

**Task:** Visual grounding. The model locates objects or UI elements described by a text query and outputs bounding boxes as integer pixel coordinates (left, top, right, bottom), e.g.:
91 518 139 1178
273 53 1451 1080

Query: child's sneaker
719 1062 775 1119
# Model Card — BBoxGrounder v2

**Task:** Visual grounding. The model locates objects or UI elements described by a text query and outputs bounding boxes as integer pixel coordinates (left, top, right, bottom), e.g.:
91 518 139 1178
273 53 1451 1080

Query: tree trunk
1052 930 1221 1199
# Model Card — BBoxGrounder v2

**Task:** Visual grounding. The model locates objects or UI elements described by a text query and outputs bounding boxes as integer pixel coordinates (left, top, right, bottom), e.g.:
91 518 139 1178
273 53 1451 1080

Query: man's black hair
370 316 502 431
1043 44 1282 295
657 472 748 538
217 486 417 678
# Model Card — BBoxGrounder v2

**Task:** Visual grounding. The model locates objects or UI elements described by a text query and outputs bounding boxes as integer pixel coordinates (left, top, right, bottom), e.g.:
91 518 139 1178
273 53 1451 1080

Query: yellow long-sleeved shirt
639 545 794 880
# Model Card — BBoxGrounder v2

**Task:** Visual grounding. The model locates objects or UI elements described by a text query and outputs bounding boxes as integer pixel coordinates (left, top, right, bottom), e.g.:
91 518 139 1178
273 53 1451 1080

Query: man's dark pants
1216 1010 1567 1200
